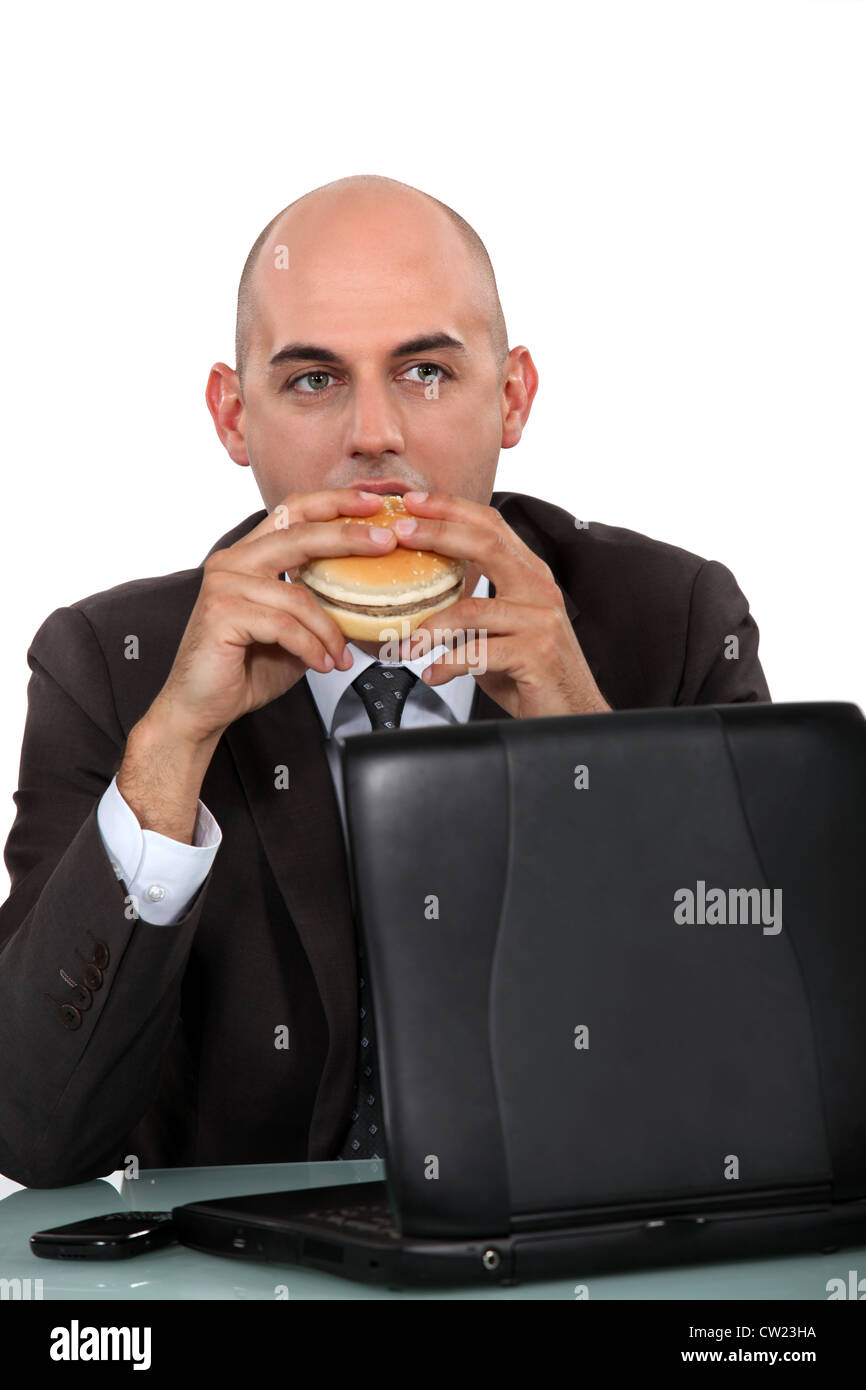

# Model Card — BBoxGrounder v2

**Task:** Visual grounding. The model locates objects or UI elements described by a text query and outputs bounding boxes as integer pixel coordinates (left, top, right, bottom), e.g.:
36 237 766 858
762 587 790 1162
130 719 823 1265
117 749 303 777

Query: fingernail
322 653 334 669
394 518 417 536
404 490 428 503
360 491 380 499
370 526 393 542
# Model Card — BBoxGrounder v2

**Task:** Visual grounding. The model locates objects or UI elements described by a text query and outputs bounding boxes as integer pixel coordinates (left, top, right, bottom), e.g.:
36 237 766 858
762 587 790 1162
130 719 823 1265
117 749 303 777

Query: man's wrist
117 703 222 843
133 697 224 767
560 694 612 715
581 686 612 714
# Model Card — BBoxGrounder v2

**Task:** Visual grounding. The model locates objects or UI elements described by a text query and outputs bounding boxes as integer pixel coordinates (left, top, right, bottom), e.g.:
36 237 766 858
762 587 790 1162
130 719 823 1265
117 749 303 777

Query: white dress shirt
97 572 491 924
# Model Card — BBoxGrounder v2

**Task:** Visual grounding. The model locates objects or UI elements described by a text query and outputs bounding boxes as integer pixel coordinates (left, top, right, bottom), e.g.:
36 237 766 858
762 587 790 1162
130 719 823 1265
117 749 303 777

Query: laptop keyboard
304 1199 400 1239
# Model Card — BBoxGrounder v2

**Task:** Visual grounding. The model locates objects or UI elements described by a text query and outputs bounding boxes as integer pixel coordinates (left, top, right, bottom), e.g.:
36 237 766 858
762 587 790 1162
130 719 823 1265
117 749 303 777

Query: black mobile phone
30 1210 176 1260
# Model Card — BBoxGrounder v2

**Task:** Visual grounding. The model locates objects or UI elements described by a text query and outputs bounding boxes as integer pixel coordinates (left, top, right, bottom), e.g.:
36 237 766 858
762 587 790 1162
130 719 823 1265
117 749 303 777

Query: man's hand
147 488 396 746
117 488 396 840
395 491 611 719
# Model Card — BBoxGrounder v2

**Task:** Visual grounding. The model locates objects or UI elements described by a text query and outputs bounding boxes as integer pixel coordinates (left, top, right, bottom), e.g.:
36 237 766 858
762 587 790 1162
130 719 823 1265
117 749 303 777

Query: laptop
171 702 866 1287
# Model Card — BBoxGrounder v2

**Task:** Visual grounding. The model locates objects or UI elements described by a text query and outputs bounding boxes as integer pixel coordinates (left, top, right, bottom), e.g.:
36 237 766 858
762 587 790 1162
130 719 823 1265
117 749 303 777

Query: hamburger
293 494 466 643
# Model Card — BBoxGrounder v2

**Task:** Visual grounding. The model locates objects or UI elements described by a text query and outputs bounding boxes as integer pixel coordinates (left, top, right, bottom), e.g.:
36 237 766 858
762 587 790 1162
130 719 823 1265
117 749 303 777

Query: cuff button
90 938 110 970
69 984 92 1011
83 963 103 991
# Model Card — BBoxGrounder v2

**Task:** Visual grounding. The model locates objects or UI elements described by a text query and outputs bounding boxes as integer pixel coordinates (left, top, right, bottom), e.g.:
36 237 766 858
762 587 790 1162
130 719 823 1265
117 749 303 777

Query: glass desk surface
1 1161 861 1300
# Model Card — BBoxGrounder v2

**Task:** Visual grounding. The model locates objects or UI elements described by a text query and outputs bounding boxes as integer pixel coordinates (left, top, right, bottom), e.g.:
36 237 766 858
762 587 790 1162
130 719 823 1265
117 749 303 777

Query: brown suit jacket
0 492 770 1186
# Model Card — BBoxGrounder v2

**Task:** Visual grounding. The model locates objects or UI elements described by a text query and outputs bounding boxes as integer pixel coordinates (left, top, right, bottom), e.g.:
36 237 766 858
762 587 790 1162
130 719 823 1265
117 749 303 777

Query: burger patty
299 578 462 618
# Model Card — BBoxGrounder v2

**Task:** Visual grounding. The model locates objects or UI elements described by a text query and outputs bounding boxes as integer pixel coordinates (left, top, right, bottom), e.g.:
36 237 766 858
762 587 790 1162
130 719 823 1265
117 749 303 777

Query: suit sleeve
0 606 215 1187
676 559 772 705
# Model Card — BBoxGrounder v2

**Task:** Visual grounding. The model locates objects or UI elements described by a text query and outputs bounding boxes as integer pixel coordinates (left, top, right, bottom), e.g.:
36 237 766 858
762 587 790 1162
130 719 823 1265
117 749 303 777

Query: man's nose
343 375 406 459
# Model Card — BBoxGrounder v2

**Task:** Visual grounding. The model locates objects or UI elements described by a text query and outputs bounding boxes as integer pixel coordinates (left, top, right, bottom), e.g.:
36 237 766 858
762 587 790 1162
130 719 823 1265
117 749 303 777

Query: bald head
234 174 508 394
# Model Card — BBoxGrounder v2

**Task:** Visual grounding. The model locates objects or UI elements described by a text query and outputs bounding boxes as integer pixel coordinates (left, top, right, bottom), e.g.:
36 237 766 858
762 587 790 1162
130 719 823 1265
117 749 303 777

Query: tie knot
351 662 419 730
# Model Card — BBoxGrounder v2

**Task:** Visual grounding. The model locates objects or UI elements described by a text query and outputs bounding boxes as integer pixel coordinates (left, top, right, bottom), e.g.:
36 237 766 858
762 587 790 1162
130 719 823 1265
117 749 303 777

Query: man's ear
500 345 538 450
205 362 250 466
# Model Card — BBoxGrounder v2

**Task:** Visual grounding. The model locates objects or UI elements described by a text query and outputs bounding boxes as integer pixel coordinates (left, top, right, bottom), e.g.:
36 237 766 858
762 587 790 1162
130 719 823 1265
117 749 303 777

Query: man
0 175 769 1188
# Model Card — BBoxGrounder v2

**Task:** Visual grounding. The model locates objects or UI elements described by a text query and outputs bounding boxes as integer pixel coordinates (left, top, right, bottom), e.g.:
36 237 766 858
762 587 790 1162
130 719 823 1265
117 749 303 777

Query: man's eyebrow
267 332 467 371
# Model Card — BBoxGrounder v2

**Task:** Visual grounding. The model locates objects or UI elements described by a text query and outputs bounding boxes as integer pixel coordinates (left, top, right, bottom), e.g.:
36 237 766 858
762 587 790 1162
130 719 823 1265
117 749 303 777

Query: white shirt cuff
97 775 222 925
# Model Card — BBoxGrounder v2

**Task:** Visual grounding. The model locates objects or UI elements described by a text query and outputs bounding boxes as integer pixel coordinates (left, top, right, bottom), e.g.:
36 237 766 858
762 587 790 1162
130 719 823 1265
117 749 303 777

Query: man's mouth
352 478 414 495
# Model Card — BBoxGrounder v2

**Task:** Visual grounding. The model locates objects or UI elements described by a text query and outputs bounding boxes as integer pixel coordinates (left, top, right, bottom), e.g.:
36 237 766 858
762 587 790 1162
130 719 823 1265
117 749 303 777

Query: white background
0 0 864 1192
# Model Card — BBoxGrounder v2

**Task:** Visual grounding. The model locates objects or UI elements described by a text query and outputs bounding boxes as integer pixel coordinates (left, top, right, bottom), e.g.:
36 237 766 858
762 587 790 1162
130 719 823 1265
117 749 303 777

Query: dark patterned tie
337 663 419 1160
350 661 420 732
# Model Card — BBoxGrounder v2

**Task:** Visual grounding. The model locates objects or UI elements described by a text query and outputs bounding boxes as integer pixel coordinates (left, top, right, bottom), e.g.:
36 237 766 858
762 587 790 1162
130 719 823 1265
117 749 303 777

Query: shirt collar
304 571 490 736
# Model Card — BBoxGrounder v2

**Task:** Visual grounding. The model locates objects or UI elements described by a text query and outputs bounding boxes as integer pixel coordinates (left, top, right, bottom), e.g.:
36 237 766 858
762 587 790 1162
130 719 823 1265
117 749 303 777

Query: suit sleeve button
82 963 103 990
69 984 92 1011
59 1004 82 1030
89 938 110 969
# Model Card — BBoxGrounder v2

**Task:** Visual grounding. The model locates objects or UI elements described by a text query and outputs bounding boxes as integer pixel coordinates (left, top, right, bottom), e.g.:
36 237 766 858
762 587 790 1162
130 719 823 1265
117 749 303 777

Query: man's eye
402 363 450 385
286 371 335 393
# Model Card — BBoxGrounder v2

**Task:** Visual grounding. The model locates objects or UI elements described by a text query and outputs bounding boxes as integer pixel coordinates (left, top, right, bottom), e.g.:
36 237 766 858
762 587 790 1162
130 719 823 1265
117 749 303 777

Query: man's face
223 193 514 509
